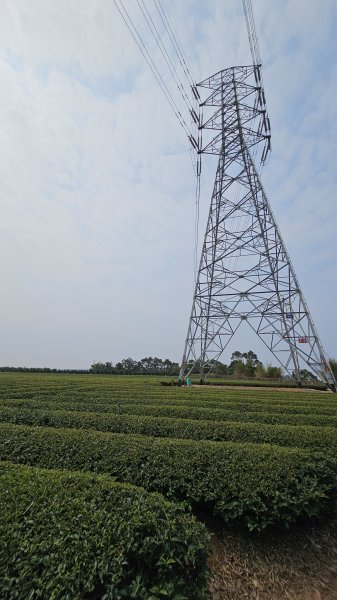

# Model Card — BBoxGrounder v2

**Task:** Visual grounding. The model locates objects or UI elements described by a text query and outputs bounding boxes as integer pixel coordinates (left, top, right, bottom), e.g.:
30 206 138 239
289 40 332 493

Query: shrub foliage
0 406 337 454
0 423 336 531
0 461 207 600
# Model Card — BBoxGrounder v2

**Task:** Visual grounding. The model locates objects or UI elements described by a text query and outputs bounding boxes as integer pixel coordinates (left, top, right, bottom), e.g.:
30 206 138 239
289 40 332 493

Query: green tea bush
117 403 337 427
2 400 337 427
0 406 336 454
2 394 337 413
1 423 336 531
0 461 207 600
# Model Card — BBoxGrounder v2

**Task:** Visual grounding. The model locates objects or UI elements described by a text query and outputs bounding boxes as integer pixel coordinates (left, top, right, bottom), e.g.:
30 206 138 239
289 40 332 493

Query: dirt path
193 384 329 393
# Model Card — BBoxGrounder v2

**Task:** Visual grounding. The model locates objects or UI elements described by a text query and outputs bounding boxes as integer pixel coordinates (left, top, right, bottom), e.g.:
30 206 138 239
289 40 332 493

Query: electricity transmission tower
179 10 336 391
114 0 335 391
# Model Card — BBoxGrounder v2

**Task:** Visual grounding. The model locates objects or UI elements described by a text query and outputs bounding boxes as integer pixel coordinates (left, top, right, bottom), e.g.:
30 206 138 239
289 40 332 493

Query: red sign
298 337 308 343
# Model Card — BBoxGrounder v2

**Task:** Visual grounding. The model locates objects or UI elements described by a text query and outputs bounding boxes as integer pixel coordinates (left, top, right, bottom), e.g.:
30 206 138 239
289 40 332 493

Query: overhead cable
242 0 261 66
113 0 193 139
152 0 196 89
113 0 203 277
136 0 194 117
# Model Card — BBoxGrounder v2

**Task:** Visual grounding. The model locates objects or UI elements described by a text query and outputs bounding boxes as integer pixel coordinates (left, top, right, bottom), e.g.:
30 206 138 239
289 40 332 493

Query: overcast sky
0 0 336 369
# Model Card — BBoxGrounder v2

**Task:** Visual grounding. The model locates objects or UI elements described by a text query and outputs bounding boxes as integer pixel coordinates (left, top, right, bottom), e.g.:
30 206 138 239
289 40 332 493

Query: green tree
120 358 139 374
329 359 337 380
229 350 261 377
255 363 266 379
233 360 247 378
90 362 106 374
212 360 228 376
231 351 243 362
292 369 318 381
265 364 283 379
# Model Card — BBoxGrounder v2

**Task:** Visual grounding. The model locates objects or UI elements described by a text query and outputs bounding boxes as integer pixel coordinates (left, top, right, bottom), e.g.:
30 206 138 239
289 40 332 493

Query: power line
113 0 193 139
242 0 261 66
136 0 194 117
148 1 203 285
113 0 202 285
153 0 196 90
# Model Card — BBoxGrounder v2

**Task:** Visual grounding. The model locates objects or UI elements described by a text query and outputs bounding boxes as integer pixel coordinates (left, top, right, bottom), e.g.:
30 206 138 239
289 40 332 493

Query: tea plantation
0 374 336 599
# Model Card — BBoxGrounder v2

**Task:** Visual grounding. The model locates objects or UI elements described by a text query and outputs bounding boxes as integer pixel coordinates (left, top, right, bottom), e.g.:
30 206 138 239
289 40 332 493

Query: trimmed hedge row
113 403 337 427
1 400 337 428
1 380 334 401
0 461 208 600
2 394 337 415
0 406 336 454
0 375 327 398
0 378 331 403
0 423 336 531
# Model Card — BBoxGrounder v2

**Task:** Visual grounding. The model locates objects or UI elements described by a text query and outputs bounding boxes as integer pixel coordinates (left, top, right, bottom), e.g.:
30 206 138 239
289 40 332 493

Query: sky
0 0 336 369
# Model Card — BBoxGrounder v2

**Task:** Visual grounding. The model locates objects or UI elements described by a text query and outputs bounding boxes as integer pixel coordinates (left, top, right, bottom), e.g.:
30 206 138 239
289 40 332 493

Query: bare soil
207 515 337 600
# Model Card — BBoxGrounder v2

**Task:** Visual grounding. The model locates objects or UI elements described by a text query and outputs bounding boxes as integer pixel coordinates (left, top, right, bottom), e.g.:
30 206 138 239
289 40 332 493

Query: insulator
190 109 200 125
254 64 261 83
191 85 201 101
189 135 199 150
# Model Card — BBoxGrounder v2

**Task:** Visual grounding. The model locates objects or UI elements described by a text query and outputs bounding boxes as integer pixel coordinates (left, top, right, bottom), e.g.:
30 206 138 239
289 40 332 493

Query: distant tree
228 350 261 378
255 363 267 379
244 351 261 377
89 357 180 376
292 368 318 381
152 357 164 374
0 366 90 374
329 359 337 380
231 351 243 362
212 360 228 376
265 364 283 379
90 362 107 374
120 358 139 374
244 351 260 366
233 360 247 378
140 357 157 374
163 359 171 375
163 359 179 375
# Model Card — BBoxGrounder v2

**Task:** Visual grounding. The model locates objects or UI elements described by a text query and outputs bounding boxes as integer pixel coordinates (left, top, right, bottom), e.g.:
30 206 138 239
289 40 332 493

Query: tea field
0 374 337 599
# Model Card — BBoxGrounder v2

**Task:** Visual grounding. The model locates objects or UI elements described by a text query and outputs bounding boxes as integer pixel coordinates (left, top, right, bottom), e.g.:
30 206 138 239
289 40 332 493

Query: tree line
90 351 319 380
0 367 90 374
1 352 336 380
90 357 179 375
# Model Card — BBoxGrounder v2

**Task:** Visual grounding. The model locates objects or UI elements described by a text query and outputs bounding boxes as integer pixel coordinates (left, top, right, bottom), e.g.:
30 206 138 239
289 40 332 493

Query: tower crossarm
198 66 271 165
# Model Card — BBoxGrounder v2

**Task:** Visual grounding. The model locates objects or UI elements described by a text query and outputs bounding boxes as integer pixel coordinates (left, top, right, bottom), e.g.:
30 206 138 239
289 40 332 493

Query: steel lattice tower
180 65 336 392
